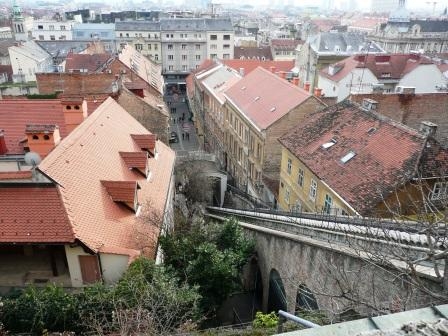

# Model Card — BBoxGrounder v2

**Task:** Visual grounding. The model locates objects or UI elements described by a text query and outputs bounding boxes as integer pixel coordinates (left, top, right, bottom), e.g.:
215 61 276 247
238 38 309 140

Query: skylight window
322 139 337 149
367 127 377 135
254 96 260 101
270 107 276 112
241 86 246 90
341 151 356 164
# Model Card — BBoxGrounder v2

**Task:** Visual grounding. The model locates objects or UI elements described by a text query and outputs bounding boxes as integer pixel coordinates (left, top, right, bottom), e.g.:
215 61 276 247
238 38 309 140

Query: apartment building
32 20 75 41
115 18 234 86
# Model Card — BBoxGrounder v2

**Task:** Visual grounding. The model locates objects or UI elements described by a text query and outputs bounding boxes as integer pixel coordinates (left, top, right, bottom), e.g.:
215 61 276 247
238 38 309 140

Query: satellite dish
24 152 42 166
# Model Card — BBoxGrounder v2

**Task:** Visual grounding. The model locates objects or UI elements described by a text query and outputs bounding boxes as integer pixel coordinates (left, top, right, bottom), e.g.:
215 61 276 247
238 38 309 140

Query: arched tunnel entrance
267 269 287 313
295 284 319 312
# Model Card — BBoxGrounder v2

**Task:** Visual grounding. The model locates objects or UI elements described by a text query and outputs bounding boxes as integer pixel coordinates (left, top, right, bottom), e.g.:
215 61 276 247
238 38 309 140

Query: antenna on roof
24 152 42 167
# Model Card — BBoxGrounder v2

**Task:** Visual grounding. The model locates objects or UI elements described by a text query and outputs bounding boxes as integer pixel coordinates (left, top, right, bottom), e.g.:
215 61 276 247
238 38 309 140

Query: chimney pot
292 77 300 86
314 87 322 97
279 71 286 79
419 121 438 137
239 67 245 76
270 66 276 73
304 82 311 92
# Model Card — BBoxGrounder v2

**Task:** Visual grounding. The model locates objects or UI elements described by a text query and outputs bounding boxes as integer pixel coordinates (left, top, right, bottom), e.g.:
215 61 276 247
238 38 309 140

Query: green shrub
252 311 278 329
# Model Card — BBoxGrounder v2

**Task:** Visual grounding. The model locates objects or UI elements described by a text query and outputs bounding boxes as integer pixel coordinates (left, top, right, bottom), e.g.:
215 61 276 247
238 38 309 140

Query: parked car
169 131 179 143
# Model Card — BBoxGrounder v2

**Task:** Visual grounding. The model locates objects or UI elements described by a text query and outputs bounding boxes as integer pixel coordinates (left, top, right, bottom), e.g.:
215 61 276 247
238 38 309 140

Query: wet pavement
165 93 200 156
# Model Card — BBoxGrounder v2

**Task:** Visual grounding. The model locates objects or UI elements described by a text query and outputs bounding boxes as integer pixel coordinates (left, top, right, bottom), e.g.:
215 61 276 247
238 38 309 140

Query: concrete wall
246 227 442 318
32 21 74 41
206 31 234 61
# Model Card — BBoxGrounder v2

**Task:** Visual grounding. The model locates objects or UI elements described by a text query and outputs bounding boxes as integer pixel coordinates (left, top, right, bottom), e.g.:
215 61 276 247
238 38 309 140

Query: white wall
206 31 234 60
32 21 74 41
100 254 129 284
319 68 379 102
399 64 447 93
64 245 91 287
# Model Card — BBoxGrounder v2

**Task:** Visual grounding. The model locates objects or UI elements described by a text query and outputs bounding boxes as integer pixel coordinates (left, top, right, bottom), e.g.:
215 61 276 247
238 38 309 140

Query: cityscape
0 0 448 334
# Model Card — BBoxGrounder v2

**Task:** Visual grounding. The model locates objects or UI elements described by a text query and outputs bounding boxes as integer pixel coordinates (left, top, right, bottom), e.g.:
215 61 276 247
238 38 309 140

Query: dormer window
120 151 149 178
131 134 157 157
101 180 141 213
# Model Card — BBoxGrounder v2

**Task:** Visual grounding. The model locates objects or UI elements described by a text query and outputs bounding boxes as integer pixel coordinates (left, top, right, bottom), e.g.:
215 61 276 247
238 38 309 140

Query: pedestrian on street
182 133 185 140
173 118 176 124
182 112 185 119
186 132 190 140
178 117 181 123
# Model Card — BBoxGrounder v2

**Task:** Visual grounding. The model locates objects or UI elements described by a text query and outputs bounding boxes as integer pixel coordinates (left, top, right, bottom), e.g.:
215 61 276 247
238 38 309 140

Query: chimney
25 124 61 158
314 87 322 97
304 82 311 92
419 121 437 137
239 67 245 76
0 130 7 155
62 97 88 133
292 77 300 86
279 71 286 79
270 66 276 73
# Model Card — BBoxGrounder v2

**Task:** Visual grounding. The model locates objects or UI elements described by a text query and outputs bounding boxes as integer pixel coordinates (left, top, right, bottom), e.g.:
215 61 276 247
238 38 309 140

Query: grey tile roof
312 32 383 53
380 20 448 33
115 21 161 31
36 40 93 58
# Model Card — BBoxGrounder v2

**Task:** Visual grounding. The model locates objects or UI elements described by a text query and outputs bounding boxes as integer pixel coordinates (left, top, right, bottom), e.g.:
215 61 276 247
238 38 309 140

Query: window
168 65 173 71
50 35 55 40
285 187 290 204
148 33 151 38
60 25 65 30
49 25 54 30
195 55 201 61
59 35 66 40
341 151 356 164
323 194 333 214
297 168 304 187
182 44 187 49
195 44 201 50
155 54 159 61
135 44 143 50
309 179 317 201
38 35 44 40
210 53 217 59
168 44 173 50
166 34 170 38
287 158 292 174
182 65 187 71
37 25 43 30
223 34 230 40
223 44 230 49
431 182 448 200
126 33 129 37
119 33 123 37
210 34 217 40
168 55 174 60
154 44 158 50
148 44 152 50
182 55 187 60
223 53 230 60
210 44 217 49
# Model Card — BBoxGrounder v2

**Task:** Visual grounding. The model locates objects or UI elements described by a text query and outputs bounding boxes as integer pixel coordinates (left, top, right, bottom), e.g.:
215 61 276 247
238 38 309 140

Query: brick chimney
61 97 88 133
0 130 7 155
25 124 61 158
270 66 276 73
314 88 322 97
279 71 286 79
292 77 300 86
304 82 311 92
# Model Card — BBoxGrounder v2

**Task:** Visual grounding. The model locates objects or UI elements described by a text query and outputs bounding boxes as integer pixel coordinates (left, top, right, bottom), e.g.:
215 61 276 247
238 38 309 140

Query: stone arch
295 283 319 312
267 268 287 313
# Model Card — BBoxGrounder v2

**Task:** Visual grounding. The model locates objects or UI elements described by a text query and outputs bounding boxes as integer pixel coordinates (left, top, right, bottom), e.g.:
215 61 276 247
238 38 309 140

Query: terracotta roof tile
101 180 138 203
224 66 311 130
0 99 68 154
279 100 448 216
65 52 112 73
270 39 303 50
222 59 294 76
0 186 74 243
120 151 149 171
38 97 175 257
131 134 157 154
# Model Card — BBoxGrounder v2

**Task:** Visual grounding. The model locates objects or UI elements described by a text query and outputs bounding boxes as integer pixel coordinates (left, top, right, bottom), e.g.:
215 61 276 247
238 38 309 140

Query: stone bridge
206 207 444 319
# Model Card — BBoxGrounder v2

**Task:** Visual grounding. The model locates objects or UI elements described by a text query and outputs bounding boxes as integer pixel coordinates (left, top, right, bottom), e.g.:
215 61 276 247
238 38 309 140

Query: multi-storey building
115 18 234 87
72 23 115 41
278 99 448 217
32 20 75 41
115 21 161 63
369 0 448 54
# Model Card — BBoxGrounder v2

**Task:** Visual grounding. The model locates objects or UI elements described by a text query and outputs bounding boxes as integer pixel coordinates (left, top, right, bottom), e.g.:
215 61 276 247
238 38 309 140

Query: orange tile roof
0 99 68 154
65 52 112 73
101 180 139 203
131 134 157 155
0 186 74 243
120 151 149 171
279 100 448 216
224 66 311 130
222 59 294 76
38 97 175 257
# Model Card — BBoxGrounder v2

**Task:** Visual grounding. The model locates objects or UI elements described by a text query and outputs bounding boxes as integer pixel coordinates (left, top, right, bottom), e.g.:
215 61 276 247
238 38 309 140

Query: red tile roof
0 99 68 154
224 66 311 130
234 46 273 60
0 186 74 243
65 51 112 73
101 180 139 203
119 151 149 171
279 100 448 216
222 59 295 76
131 134 157 155
321 54 437 82
38 97 175 257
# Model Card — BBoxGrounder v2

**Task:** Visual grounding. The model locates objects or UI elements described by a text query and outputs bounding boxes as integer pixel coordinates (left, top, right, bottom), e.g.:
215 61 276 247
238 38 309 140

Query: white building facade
32 20 75 41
